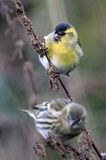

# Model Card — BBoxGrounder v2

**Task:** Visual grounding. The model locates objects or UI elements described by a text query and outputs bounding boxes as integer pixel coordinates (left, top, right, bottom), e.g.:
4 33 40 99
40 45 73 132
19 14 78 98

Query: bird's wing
75 43 83 57
49 98 71 111
32 101 49 111
32 99 71 113
21 109 36 120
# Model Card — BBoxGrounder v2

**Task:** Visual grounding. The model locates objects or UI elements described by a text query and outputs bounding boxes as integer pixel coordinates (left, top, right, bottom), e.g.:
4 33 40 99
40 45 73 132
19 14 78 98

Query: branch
78 129 104 160
45 130 105 160
11 0 46 56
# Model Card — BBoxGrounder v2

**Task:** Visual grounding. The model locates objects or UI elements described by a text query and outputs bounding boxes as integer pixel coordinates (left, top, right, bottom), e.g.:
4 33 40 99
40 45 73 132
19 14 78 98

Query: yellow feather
46 31 79 68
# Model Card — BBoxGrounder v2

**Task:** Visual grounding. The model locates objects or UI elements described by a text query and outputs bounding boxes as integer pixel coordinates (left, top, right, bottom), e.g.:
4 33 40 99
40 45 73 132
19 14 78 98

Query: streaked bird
39 22 83 76
21 98 87 141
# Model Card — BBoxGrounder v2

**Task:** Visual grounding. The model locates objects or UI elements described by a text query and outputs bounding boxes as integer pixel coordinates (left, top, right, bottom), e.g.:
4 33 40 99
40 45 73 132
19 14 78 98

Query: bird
21 98 87 141
39 22 83 76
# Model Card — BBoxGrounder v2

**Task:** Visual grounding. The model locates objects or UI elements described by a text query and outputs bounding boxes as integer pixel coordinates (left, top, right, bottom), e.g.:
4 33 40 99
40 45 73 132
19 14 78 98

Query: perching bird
39 22 83 76
21 99 87 141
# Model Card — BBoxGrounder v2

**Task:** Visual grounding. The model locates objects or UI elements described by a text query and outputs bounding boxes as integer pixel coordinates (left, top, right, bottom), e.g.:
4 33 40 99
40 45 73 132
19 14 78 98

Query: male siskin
39 22 83 76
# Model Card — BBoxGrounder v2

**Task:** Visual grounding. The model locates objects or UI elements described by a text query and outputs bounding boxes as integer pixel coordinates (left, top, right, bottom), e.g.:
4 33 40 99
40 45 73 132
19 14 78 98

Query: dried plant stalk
78 129 103 160
47 132 87 160
45 130 104 160
12 0 46 57
33 142 47 157
47 64 60 91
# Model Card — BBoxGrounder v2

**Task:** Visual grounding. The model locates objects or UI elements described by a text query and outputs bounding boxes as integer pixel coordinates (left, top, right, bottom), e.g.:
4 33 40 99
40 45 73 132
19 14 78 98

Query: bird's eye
69 32 74 38
58 31 65 36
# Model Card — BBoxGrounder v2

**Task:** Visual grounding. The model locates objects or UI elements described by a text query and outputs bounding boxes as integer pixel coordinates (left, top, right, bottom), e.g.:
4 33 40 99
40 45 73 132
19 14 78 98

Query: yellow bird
39 22 83 76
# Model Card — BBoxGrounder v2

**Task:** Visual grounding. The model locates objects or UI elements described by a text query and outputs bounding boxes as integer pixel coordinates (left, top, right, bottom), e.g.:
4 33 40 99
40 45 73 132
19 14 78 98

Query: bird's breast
47 41 79 73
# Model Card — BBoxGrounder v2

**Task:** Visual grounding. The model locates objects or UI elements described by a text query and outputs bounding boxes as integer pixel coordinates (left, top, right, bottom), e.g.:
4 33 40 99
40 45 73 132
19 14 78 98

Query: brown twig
78 129 103 160
33 142 46 157
47 130 104 160
47 132 88 160
11 0 46 56
84 129 102 159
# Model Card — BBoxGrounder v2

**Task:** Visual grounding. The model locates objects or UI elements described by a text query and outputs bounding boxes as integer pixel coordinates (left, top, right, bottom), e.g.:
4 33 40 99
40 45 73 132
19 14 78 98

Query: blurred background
0 0 106 159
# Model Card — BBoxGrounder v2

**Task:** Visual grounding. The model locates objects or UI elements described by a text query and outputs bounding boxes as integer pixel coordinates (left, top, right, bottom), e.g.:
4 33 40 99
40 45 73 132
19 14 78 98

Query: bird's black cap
55 22 71 34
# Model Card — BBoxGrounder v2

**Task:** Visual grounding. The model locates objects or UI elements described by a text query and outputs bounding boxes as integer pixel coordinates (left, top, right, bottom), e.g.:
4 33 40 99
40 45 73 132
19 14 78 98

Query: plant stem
58 77 73 101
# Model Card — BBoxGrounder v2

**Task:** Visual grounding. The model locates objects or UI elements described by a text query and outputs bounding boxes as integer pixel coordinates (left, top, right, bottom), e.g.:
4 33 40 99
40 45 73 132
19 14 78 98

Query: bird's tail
20 109 36 121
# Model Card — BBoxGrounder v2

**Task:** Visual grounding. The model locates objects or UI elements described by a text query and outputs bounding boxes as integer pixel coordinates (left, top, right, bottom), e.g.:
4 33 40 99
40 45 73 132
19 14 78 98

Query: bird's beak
71 119 81 128
54 33 60 42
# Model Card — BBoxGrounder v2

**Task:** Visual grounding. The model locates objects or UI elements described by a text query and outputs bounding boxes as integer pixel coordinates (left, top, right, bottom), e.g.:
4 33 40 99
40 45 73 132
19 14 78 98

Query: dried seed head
47 64 60 92
47 133 83 160
33 142 46 157
78 129 97 160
